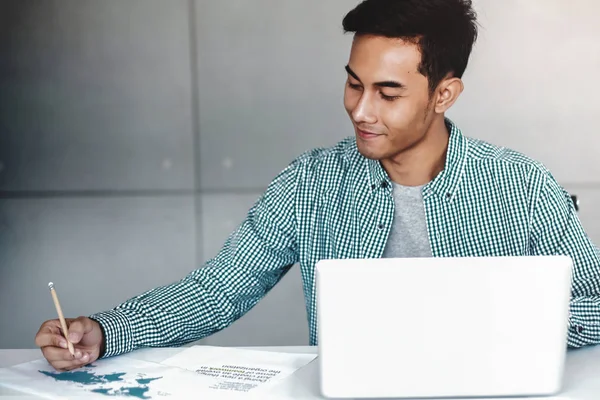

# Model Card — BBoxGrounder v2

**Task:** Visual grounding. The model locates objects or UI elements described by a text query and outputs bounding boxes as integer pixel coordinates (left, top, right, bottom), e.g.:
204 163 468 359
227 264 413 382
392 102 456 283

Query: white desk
2 345 600 399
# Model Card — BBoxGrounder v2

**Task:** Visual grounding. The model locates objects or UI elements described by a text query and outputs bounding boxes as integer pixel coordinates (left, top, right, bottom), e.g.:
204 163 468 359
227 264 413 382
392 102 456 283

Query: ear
434 76 464 114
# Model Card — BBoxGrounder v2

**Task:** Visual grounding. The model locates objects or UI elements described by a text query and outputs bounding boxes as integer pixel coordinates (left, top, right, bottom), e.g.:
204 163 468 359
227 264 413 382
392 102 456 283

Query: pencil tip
48 282 54 290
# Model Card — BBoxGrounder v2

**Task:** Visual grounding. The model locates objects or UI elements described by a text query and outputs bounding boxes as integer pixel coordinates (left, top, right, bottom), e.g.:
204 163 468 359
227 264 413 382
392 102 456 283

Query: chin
356 143 385 160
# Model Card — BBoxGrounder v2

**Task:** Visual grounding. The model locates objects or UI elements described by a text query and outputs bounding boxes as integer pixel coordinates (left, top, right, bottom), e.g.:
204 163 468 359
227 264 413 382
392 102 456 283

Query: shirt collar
361 117 468 202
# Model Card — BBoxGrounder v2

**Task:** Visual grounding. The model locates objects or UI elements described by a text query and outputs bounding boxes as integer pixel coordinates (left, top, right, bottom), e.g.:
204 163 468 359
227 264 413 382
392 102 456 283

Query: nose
351 92 377 125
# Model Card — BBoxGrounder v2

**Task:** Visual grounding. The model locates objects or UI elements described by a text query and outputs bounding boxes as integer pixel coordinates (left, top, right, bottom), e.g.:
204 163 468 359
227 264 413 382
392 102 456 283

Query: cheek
343 88 357 114
381 102 410 131
382 98 426 132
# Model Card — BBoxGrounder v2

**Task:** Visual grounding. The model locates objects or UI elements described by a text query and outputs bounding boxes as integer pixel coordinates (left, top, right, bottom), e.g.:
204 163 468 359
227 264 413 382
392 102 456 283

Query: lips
357 129 381 140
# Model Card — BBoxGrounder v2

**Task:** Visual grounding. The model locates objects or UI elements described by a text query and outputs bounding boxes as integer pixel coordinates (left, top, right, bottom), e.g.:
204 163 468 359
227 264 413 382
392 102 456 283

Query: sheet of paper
161 345 317 397
0 355 220 399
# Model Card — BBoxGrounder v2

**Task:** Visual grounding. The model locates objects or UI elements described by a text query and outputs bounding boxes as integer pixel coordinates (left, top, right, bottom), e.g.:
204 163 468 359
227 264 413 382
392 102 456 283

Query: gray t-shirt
382 182 433 258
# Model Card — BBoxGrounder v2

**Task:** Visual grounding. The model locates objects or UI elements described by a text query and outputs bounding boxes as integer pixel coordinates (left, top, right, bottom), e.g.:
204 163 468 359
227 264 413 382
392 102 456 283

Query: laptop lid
316 256 572 399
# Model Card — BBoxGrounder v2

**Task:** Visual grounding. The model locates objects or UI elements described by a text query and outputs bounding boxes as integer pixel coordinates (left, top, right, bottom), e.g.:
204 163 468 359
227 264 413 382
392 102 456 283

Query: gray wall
1 0 599 349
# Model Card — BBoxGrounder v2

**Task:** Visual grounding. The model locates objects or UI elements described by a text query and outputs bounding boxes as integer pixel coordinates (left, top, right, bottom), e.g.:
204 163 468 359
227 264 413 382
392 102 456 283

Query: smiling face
343 34 439 161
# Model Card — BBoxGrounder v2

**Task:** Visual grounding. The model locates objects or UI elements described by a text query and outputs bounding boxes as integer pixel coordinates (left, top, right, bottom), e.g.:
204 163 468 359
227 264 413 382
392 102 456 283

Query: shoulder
462 135 573 208
296 136 360 168
284 136 363 180
262 136 363 201
464 136 553 183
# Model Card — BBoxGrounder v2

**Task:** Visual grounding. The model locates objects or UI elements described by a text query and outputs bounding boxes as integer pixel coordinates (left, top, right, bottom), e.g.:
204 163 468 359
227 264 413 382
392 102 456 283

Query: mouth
356 128 382 140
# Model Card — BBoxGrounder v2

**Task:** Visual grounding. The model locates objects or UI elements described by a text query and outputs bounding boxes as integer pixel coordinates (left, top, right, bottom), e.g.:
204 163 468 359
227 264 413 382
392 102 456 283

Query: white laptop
315 255 573 399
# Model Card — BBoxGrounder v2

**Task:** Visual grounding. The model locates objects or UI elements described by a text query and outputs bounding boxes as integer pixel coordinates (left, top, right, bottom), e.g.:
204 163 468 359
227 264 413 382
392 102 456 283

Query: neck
381 117 449 186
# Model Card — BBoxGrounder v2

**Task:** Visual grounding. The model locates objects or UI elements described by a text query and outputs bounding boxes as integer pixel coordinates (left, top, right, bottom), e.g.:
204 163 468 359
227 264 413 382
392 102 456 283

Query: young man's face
343 34 437 161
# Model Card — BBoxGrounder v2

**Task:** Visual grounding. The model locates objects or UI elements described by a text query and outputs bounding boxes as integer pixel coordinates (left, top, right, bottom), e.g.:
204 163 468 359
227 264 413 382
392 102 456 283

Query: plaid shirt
91 118 600 357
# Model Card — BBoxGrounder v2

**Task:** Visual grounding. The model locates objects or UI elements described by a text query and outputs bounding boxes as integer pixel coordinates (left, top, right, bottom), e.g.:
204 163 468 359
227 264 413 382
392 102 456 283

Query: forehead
347 35 423 82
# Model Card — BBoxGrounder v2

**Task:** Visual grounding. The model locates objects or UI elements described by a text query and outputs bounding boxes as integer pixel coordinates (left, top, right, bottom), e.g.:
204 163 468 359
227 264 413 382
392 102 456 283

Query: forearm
89 267 239 358
530 174 600 348
91 222 296 357
567 296 600 348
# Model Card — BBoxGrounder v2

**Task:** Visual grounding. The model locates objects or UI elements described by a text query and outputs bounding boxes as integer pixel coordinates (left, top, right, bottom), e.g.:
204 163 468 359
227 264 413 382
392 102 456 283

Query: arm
89 160 301 358
530 172 600 348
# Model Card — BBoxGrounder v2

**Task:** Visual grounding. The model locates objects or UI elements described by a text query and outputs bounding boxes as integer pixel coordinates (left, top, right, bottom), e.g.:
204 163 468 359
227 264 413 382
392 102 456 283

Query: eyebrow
345 64 407 89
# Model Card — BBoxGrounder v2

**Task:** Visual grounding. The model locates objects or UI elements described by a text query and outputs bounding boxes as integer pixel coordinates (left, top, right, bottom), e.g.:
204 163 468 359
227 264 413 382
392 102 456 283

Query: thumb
67 317 93 344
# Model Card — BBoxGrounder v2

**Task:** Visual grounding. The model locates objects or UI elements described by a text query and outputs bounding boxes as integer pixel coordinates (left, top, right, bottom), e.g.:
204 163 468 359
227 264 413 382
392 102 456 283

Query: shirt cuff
89 309 135 358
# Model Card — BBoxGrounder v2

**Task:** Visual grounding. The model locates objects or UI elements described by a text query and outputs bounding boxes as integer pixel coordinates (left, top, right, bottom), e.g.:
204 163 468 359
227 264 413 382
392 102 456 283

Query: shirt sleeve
89 159 301 358
530 171 600 348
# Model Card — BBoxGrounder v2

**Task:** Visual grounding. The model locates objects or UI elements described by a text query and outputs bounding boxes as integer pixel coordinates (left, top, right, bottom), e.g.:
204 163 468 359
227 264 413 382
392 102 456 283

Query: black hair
342 0 478 93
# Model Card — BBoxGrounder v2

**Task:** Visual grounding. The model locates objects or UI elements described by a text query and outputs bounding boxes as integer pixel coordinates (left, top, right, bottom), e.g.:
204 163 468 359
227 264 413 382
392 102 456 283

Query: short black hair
342 0 478 93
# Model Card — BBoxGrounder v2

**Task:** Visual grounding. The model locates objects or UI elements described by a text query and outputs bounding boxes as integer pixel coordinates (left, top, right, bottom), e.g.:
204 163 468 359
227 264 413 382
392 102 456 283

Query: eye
347 81 363 91
380 92 400 102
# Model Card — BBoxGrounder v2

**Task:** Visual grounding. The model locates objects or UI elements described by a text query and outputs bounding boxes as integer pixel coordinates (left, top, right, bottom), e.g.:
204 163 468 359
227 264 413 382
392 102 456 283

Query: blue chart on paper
39 364 162 399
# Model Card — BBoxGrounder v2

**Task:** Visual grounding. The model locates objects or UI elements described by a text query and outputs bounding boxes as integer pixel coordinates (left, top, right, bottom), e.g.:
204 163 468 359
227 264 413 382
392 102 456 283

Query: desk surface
2 345 600 399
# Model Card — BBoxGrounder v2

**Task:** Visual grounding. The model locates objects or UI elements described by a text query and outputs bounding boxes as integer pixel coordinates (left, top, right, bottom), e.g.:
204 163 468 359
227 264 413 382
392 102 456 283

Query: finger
56 318 76 336
43 346 86 363
35 320 63 346
36 331 69 349
51 354 94 372
67 317 94 344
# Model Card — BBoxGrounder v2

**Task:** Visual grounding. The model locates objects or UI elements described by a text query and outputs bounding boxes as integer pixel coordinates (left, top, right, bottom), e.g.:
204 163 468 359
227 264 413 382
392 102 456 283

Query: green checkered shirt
91 118 600 356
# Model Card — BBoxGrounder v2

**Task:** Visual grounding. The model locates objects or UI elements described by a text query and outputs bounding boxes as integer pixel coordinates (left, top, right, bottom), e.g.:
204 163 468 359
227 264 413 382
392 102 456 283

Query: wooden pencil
48 282 75 356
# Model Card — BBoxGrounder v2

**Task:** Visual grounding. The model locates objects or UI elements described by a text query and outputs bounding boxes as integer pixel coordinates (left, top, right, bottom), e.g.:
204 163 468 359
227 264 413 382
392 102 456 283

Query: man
35 0 600 371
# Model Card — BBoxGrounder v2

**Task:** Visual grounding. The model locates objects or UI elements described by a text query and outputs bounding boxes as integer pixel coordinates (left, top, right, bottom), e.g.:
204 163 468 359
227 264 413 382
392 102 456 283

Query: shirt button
378 224 384 230
381 181 388 189
371 184 376 190
577 326 584 334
